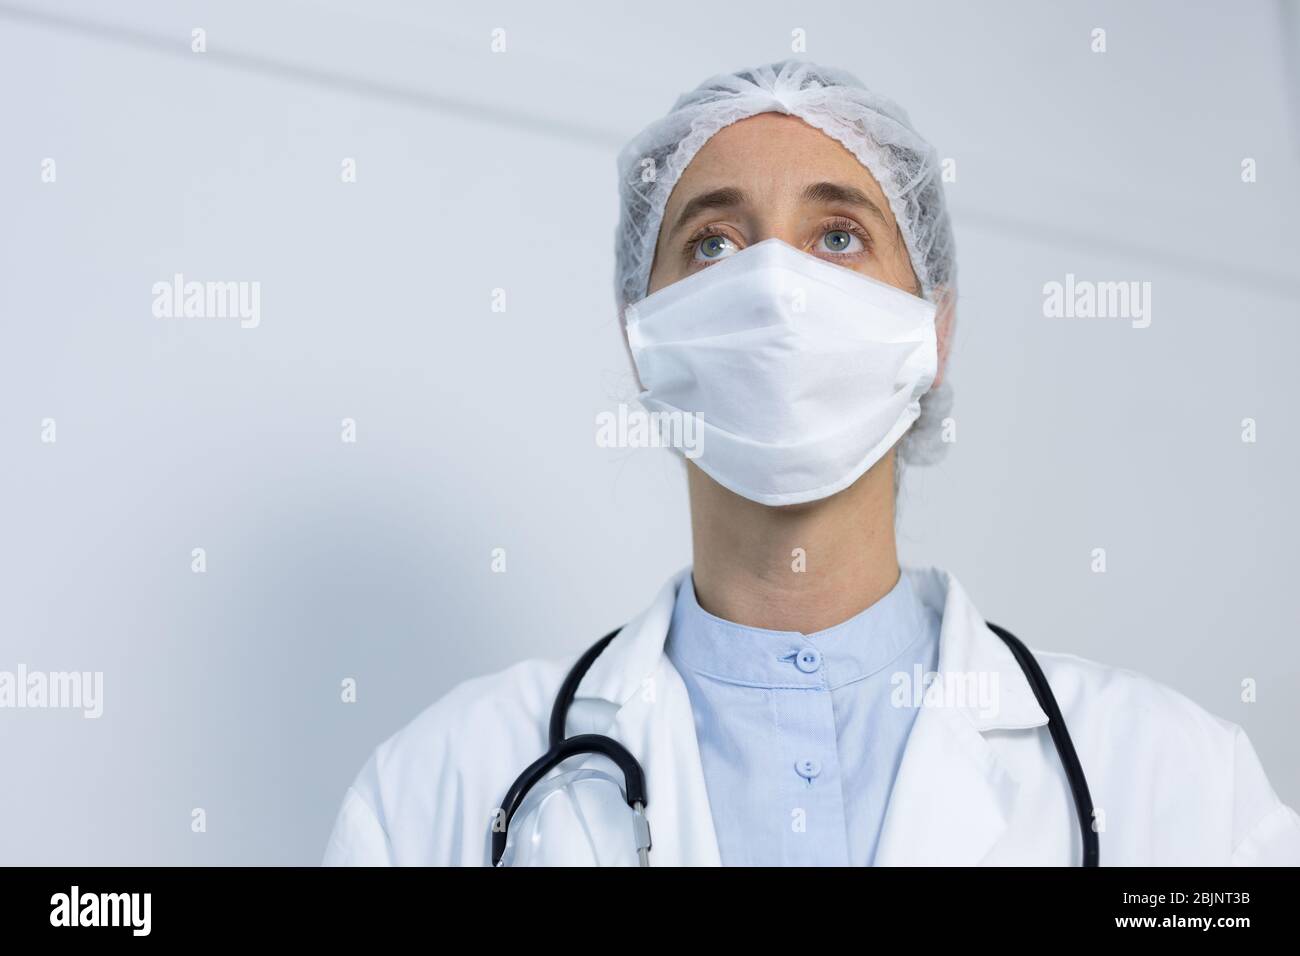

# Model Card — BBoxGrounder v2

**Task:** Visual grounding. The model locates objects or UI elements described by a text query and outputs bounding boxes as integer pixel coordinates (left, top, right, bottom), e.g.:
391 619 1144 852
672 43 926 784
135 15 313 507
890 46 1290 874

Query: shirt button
794 647 822 673
796 759 822 781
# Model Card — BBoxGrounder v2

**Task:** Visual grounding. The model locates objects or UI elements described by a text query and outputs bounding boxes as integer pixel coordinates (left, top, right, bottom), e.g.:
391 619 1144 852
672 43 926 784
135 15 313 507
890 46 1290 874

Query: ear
931 286 957 389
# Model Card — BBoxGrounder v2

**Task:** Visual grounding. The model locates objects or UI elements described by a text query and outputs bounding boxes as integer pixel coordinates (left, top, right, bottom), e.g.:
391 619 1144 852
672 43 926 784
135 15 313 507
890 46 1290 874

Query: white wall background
1 0 1296 864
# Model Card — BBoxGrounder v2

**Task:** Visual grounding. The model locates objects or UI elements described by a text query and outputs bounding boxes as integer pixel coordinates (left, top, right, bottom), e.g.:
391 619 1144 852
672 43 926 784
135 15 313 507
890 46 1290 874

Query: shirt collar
575 565 1048 731
664 569 933 689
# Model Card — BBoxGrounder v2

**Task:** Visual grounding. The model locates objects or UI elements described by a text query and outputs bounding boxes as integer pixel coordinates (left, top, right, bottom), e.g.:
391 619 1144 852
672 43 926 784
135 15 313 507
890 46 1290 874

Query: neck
687 453 901 634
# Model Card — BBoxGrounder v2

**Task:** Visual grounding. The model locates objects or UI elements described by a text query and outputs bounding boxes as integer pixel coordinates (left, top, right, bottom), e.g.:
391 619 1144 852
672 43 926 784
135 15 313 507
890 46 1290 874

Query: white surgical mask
624 238 938 506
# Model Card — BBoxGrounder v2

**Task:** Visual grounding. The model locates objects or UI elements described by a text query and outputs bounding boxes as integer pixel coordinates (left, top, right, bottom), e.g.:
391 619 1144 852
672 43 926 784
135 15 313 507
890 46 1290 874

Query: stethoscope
493 621 1099 866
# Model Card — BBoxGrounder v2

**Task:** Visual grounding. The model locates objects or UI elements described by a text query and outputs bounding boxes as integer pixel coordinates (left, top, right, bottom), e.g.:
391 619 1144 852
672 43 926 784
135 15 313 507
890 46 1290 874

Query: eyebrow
800 181 890 225
668 187 747 237
667 181 891 238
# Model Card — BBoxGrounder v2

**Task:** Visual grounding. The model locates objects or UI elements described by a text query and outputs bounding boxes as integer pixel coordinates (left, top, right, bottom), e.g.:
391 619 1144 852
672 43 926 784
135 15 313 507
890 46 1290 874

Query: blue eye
694 234 738 261
821 229 863 254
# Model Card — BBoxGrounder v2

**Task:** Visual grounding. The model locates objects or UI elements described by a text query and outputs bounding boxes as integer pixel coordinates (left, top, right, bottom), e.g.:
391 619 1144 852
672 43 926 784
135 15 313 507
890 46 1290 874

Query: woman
323 61 1299 866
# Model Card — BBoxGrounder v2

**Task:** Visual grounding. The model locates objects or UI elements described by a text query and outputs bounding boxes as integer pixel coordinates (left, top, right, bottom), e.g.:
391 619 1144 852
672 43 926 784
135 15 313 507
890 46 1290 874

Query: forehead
663 112 890 216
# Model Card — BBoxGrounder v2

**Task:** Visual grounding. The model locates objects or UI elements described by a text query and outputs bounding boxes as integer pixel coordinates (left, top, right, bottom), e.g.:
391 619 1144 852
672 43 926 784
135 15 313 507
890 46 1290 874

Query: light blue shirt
664 570 941 866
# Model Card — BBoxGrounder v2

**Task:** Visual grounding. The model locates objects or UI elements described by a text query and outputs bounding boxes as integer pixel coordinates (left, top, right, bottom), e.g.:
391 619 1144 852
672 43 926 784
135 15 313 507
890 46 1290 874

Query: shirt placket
776 642 851 866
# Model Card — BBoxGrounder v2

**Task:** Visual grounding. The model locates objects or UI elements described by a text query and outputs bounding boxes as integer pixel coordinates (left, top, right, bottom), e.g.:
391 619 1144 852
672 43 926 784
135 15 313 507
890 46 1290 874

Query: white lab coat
322 567 1300 866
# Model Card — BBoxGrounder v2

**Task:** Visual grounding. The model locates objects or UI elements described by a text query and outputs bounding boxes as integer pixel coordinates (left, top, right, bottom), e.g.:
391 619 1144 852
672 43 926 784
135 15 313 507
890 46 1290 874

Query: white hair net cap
614 59 956 465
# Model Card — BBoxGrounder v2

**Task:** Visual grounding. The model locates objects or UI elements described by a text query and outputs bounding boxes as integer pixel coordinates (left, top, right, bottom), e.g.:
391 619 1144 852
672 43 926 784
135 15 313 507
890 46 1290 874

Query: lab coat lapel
872 699 1019 865
600 656 721 865
572 567 722 866
873 569 1049 866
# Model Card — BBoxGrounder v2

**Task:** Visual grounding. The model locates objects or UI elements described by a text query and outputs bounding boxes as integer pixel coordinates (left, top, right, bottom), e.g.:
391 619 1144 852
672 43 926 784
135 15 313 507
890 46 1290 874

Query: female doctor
323 61 1300 866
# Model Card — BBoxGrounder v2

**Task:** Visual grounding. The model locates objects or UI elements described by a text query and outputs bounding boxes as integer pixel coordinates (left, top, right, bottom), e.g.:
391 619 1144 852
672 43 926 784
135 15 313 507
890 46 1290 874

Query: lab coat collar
575 565 1049 866
576 567 691 708
907 567 1049 732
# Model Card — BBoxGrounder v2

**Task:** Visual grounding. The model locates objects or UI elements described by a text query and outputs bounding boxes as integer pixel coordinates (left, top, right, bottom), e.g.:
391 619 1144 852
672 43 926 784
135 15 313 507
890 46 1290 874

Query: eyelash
683 217 873 264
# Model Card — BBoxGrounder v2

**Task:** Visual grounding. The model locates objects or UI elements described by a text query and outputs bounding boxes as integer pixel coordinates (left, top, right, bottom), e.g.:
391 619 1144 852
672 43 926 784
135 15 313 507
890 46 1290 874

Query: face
646 113 921 299
636 113 954 508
